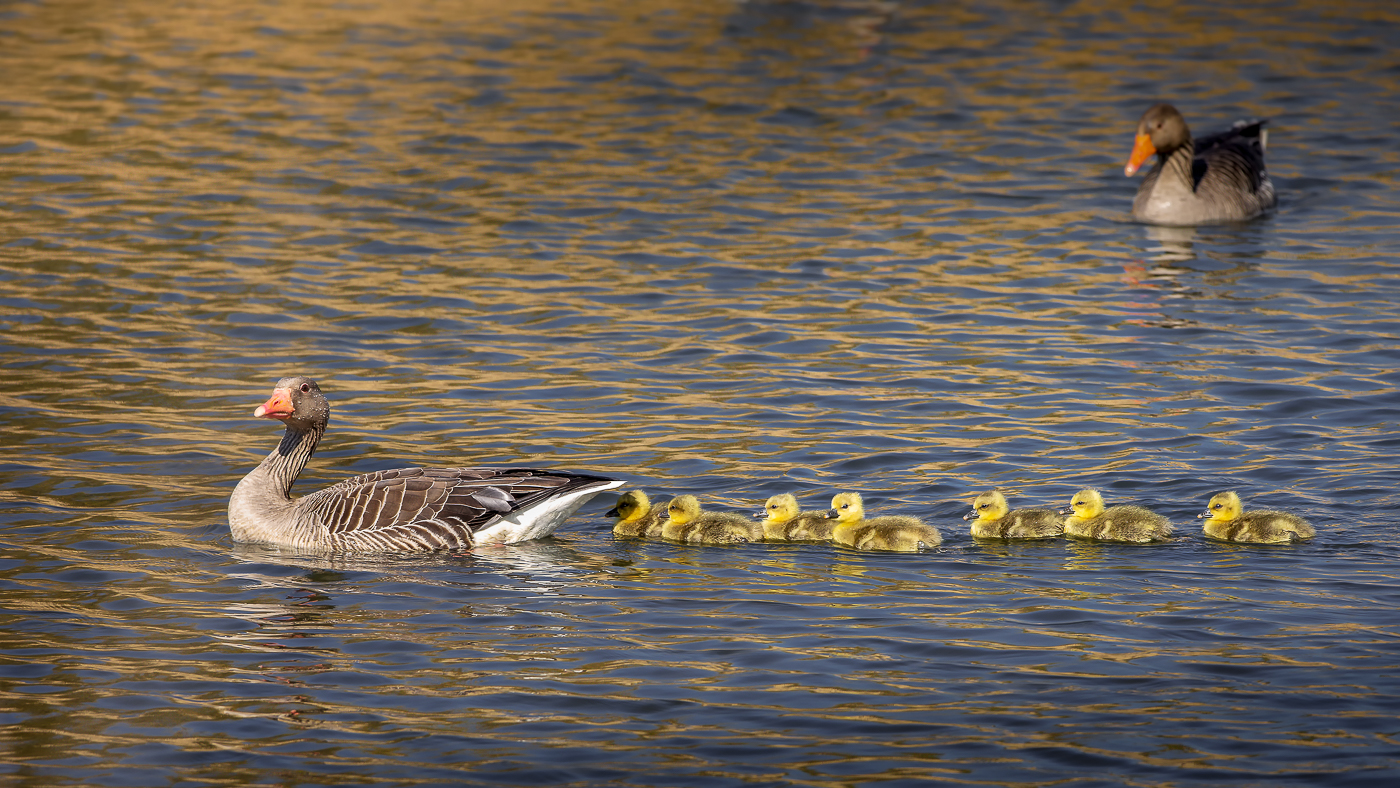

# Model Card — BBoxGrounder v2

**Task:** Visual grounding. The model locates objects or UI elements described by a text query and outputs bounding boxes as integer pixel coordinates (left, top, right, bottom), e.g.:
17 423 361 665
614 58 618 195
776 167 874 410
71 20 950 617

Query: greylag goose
661 494 760 544
607 490 667 538
756 493 835 541
1125 103 1275 225
1198 491 1315 543
1060 488 1172 543
227 376 623 551
827 492 941 552
964 490 1063 539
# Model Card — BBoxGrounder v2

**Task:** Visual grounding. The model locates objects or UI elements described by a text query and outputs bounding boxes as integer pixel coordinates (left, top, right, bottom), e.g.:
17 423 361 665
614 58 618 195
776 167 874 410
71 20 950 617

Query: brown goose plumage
1125 103 1275 225
227 376 623 552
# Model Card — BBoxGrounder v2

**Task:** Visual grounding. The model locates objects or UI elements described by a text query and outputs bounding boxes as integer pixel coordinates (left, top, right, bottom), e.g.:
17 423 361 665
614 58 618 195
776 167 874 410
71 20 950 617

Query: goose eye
300 383 311 393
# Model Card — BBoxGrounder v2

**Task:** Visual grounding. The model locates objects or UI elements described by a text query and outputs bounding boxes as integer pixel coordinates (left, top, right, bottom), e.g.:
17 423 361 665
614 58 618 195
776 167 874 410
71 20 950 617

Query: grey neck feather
259 420 324 500
229 418 327 546
1163 137 1195 191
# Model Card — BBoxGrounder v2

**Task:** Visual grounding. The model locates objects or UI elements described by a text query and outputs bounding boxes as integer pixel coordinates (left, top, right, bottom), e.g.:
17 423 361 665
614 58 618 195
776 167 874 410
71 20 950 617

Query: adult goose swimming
1124 103 1276 225
227 376 624 552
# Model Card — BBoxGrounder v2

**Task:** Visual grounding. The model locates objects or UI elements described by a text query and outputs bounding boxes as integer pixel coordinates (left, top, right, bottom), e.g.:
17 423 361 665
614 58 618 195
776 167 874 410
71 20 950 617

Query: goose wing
299 467 616 545
1193 119 1269 194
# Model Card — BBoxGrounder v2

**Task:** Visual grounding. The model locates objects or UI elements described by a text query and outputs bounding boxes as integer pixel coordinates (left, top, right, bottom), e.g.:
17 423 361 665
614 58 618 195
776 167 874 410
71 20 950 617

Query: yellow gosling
827 492 941 552
662 494 760 545
1199 491 1315 544
607 490 666 539
757 493 836 541
1060 488 1172 543
964 490 1063 540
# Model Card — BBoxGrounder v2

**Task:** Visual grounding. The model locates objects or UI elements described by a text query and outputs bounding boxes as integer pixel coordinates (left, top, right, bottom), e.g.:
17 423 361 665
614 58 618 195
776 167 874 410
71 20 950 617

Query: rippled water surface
3 0 1400 785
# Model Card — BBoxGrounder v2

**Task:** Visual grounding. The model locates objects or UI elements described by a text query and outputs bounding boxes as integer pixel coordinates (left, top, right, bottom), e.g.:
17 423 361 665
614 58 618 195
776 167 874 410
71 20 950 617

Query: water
3 0 1400 784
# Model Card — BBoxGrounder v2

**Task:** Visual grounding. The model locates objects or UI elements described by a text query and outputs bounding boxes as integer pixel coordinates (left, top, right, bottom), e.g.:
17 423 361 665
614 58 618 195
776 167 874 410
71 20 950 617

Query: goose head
1199 491 1243 523
827 492 865 524
1125 103 1190 176
964 490 1009 522
254 376 329 433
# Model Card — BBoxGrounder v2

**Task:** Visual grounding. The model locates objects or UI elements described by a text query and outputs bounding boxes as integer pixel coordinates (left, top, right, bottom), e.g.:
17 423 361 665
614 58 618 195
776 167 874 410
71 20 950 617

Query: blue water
2 0 1400 785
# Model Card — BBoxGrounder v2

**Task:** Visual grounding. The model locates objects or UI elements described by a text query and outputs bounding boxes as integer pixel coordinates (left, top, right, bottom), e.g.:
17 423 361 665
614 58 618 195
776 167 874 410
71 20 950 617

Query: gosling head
827 492 865 524
964 490 1009 522
666 494 701 526
1199 491 1243 523
606 490 651 521
757 493 799 523
1060 488 1105 519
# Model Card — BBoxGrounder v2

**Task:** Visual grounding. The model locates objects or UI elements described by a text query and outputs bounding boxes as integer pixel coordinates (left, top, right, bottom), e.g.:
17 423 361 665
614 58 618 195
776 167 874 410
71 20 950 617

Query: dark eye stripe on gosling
608 490 668 539
227 376 623 552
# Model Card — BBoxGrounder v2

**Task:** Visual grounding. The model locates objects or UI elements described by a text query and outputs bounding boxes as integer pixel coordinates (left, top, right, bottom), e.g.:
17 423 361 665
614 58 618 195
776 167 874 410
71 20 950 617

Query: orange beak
254 388 294 420
1124 132 1156 176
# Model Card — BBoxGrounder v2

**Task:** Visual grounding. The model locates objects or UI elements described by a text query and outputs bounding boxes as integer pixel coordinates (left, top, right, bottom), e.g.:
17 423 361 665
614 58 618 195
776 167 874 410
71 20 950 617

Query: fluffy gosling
756 493 836 541
827 492 941 552
1199 491 1315 543
662 494 760 544
607 490 666 538
1060 488 1173 543
964 490 1064 539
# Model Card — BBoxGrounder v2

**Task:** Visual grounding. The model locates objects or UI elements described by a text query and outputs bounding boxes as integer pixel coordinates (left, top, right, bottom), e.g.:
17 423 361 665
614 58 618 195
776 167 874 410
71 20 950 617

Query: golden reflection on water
3 0 1400 784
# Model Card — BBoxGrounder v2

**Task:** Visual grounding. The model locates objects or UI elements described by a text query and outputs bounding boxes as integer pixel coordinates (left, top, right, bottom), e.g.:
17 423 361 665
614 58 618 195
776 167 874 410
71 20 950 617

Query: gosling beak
826 508 839 519
1197 510 1210 519
1124 132 1156 176
254 388 295 420
752 510 766 519
605 506 620 518
1058 507 1073 516
962 509 977 521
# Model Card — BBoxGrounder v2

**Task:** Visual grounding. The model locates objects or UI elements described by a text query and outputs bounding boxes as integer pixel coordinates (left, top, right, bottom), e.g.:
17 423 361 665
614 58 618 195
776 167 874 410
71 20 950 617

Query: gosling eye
1212 503 1222 510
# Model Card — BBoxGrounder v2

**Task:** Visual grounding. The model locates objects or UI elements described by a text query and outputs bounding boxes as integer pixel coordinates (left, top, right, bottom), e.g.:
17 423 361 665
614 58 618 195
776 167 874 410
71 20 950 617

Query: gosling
1199 491 1315 543
1060 488 1173 543
607 490 667 538
964 490 1063 539
662 494 761 544
756 493 836 541
828 492 941 552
